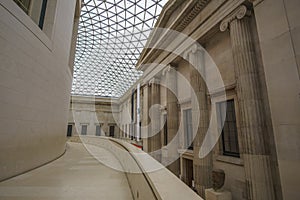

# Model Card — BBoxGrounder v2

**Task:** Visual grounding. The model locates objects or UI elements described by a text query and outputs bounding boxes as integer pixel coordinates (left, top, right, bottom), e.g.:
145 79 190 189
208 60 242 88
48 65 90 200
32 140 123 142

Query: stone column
149 78 161 162
164 65 180 176
185 44 212 197
220 5 275 200
141 84 150 152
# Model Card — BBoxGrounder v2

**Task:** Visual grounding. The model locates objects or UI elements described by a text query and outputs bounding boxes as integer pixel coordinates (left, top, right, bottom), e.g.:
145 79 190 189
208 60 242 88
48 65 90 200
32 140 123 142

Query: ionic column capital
183 43 204 60
162 64 177 76
149 77 160 85
220 5 251 32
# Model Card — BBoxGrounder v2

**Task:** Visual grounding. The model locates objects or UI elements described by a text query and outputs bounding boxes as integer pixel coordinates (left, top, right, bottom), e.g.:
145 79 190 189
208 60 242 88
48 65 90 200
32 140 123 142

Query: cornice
139 0 245 80
176 0 211 32
70 95 119 105
155 0 185 29
137 0 211 68
138 0 184 65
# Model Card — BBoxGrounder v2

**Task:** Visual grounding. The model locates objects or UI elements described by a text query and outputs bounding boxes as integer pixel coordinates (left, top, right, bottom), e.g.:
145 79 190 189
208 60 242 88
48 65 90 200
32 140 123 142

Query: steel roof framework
72 0 167 97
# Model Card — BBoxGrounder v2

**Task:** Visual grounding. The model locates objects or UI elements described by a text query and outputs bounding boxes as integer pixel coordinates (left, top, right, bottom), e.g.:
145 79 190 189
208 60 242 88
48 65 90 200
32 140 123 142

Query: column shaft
230 16 275 200
188 47 212 197
150 81 161 161
166 66 180 176
142 85 149 152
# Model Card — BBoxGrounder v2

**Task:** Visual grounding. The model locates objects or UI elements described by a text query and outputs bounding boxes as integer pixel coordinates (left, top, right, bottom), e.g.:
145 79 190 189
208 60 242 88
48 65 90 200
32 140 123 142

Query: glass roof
72 0 168 98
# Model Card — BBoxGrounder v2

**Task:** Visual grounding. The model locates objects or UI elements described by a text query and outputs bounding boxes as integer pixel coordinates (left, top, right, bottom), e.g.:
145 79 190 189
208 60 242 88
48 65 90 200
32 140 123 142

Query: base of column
205 188 232 200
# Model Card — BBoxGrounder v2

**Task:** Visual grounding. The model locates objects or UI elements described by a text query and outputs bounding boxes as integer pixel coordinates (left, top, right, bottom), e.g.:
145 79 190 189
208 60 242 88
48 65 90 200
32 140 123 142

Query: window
138 122 141 141
13 0 48 29
96 125 101 136
13 0 31 14
183 109 193 150
81 125 87 135
163 114 168 146
216 100 240 157
109 126 115 137
67 124 72 137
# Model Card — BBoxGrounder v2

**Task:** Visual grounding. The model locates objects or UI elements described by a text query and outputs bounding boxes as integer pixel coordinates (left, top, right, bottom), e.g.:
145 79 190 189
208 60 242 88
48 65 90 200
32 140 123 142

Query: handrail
108 138 161 200
77 135 202 200
79 136 160 200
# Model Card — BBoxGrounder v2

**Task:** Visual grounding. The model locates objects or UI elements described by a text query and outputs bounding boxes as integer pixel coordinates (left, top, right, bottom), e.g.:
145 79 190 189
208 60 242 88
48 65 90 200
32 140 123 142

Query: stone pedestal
205 189 232 200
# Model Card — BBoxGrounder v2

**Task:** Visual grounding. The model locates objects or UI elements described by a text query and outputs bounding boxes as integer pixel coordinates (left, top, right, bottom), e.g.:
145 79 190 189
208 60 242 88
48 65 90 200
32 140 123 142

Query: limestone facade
68 96 120 138
117 0 299 200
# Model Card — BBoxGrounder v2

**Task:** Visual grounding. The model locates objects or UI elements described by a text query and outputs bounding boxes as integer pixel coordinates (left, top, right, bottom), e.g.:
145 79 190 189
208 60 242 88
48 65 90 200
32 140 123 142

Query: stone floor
0 142 133 200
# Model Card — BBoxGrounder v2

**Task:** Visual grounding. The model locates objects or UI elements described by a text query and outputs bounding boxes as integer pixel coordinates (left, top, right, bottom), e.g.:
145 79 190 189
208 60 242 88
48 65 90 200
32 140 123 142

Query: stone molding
220 5 251 32
176 0 211 32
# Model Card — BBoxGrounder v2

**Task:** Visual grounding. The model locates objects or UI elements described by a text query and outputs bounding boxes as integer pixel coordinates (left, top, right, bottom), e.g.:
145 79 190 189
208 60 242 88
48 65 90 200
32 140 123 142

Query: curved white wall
0 0 79 180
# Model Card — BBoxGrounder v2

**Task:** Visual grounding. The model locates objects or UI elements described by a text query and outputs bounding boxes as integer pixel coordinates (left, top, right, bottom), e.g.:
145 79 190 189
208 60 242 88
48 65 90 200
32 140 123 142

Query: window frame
183 108 193 150
216 99 240 158
109 125 115 137
13 0 31 14
95 124 101 136
67 124 72 137
81 124 88 135
163 114 168 146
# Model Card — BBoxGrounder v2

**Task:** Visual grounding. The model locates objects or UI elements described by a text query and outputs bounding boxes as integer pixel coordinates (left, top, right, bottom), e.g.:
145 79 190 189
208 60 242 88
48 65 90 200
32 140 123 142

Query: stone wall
68 96 120 138
0 0 81 180
253 0 300 199
117 0 299 199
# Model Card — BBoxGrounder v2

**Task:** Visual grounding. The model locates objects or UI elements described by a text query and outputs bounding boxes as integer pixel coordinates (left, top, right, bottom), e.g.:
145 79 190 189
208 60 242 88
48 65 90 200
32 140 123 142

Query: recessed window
13 0 48 29
109 126 115 137
183 109 193 150
163 114 168 146
216 100 240 157
13 0 31 14
81 125 87 135
67 124 72 137
96 125 101 136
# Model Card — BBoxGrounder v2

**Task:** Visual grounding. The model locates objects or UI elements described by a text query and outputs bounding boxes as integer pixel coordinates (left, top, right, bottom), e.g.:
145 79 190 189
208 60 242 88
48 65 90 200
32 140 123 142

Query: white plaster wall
0 0 78 180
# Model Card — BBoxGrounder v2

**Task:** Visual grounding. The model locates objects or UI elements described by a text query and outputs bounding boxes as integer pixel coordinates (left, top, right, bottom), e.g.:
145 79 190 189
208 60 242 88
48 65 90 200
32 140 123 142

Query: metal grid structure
72 0 167 97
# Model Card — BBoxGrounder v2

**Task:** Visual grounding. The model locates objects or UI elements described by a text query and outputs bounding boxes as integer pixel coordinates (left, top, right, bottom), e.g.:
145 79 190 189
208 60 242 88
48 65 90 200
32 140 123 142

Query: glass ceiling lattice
72 0 167 98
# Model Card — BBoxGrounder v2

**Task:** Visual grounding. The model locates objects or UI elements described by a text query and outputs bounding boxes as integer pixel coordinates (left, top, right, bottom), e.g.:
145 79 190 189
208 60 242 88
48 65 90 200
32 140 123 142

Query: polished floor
0 142 133 200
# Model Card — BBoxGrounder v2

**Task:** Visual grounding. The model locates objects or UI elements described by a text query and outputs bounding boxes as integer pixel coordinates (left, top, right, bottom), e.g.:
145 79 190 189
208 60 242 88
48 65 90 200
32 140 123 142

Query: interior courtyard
0 0 300 199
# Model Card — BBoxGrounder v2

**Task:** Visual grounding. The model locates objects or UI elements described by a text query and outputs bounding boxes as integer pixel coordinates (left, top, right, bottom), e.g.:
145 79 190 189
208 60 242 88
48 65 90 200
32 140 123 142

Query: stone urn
212 169 225 191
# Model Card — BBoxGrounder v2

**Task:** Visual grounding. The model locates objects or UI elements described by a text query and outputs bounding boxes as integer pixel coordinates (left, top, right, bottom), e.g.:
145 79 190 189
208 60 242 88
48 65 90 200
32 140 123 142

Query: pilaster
185 44 212 197
163 65 180 176
149 77 162 162
141 84 149 152
220 5 275 200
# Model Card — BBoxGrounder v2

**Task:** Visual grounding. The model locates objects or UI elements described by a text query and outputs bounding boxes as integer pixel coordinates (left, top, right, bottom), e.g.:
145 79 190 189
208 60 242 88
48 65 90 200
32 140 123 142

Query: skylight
72 0 168 98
